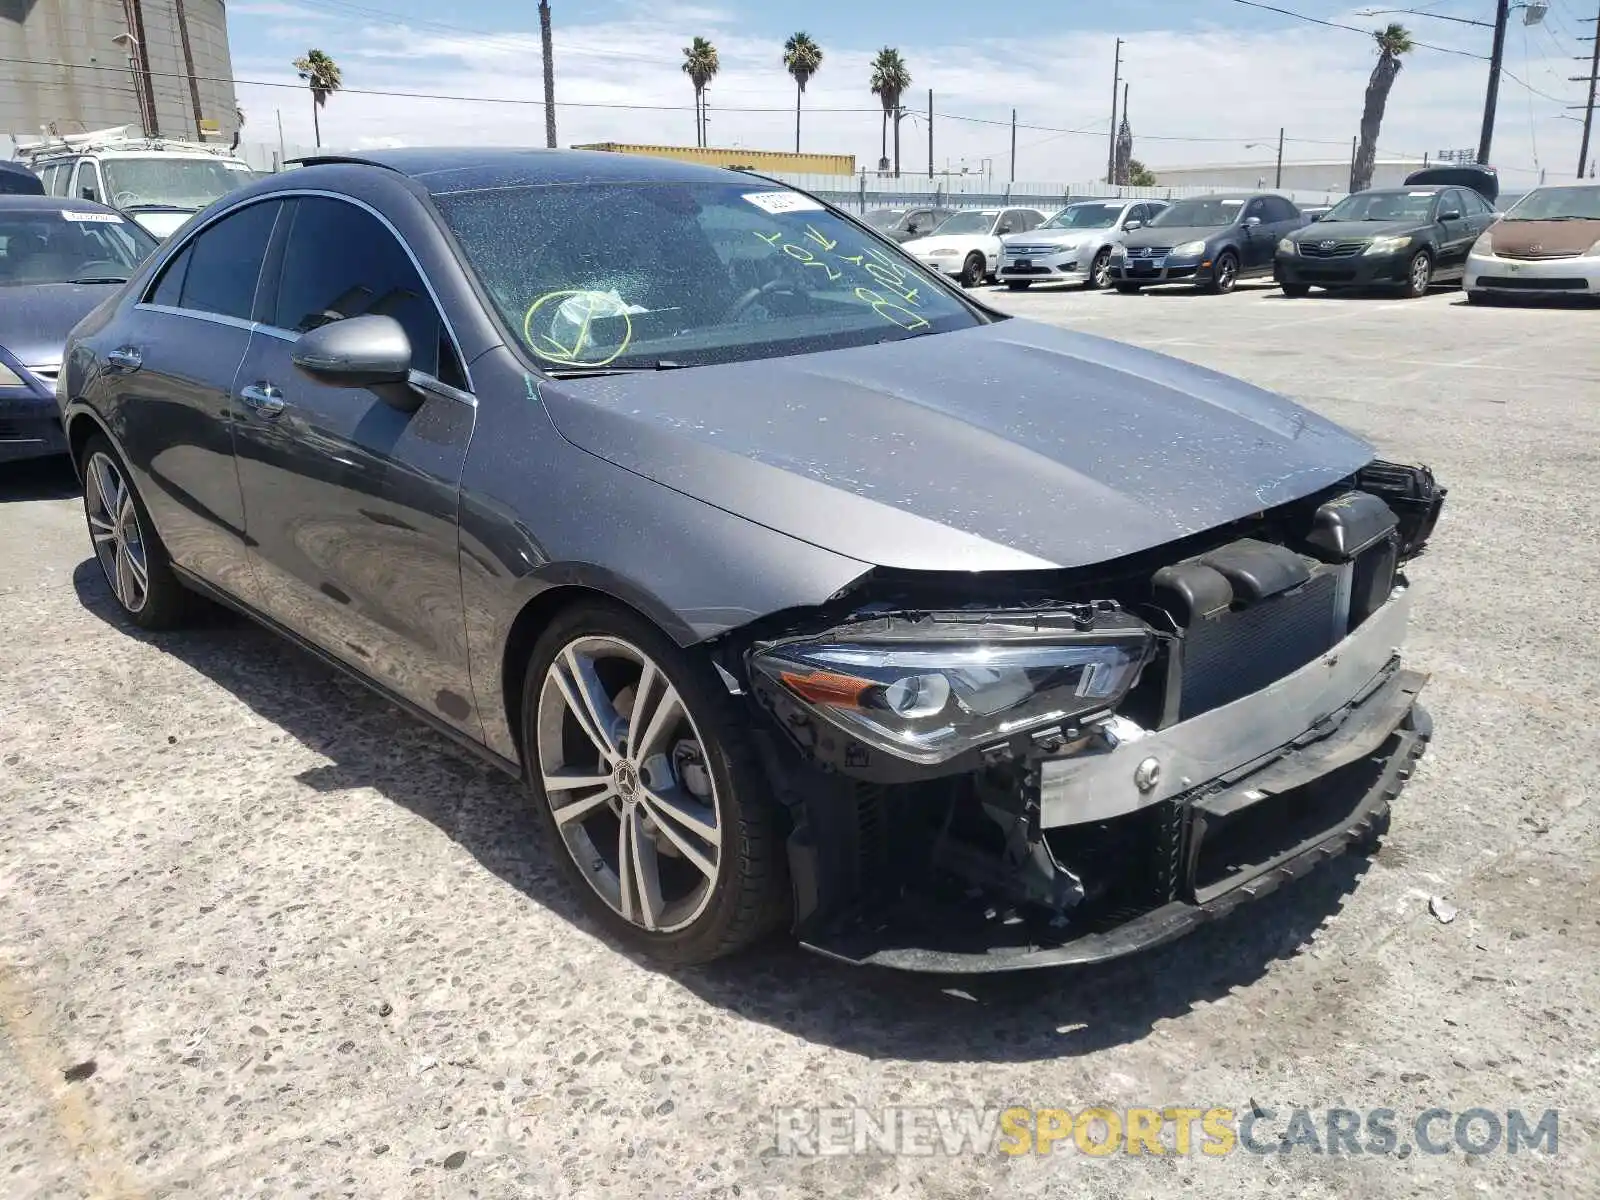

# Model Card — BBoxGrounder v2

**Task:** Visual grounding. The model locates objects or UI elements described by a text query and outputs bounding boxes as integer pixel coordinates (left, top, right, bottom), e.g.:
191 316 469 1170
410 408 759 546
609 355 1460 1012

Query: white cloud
232 6 1585 187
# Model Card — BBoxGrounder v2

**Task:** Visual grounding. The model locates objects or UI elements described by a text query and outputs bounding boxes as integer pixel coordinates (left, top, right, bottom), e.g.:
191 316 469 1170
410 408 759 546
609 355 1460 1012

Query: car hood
538 320 1374 573
1290 218 1422 242
1001 230 1100 248
126 209 196 239
1123 225 1232 248
1486 217 1600 257
903 233 997 254
0 282 118 369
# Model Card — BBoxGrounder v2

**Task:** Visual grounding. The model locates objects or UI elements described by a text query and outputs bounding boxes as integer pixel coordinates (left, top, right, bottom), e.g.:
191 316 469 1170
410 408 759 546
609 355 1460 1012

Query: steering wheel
725 278 800 321
113 191 142 209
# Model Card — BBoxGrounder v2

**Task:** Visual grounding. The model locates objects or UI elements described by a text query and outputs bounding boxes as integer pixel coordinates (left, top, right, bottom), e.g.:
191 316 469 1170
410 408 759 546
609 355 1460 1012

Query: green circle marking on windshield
523 289 634 367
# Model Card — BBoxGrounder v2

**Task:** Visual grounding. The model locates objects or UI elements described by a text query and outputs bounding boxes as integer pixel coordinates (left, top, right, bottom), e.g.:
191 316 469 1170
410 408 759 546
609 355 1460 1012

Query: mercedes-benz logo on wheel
614 760 639 801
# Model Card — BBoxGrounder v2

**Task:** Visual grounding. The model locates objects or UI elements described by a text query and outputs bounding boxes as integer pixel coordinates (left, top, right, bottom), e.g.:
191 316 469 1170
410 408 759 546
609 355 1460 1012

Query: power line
1224 0 1489 58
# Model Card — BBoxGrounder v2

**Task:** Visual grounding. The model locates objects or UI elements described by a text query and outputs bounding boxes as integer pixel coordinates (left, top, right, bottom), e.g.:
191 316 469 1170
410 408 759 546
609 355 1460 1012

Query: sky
225 0 1599 187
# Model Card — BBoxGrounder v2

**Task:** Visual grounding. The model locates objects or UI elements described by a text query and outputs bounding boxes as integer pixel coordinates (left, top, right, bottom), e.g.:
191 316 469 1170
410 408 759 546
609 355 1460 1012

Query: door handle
106 346 142 372
239 382 286 418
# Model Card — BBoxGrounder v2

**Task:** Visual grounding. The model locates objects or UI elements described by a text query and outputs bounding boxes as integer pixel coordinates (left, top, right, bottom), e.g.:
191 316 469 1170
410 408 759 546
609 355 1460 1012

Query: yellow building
573 142 855 176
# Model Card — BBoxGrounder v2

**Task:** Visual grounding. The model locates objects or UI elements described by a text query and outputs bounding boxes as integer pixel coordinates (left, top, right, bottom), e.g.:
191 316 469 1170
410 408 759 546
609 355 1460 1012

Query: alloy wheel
962 252 986 287
1090 249 1112 289
85 451 149 614
1408 253 1432 296
1216 255 1237 292
535 635 723 933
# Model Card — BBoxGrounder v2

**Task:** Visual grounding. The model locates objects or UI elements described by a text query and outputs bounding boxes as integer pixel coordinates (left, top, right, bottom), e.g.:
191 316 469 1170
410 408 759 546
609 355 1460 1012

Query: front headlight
1171 240 1207 257
928 248 958 257
1364 235 1412 256
0 360 23 388
1110 244 1127 258
1277 238 1297 256
1588 238 1600 257
750 607 1154 766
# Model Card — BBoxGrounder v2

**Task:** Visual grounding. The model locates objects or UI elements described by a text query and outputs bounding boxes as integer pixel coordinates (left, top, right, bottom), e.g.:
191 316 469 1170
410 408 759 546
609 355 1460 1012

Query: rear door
231 194 479 734
103 198 282 604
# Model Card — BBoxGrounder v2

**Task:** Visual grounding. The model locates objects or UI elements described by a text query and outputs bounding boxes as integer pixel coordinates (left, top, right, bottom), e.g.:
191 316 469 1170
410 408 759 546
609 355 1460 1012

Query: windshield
1040 202 1123 230
1150 198 1244 228
0 208 158 285
432 181 982 371
102 158 252 210
931 210 998 234
1324 190 1438 222
1504 186 1600 220
864 209 906 229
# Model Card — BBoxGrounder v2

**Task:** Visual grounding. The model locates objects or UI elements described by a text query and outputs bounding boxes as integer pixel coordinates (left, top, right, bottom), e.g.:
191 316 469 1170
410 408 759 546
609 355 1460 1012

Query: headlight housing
1364 235 1413 256
1471 233 1494 256
928 248 958 257
1277 238 1298 256
1588 238 1600 257
1110 244 1127 258
0 359 23 388
1170 240 1207 258
749 606 1154 768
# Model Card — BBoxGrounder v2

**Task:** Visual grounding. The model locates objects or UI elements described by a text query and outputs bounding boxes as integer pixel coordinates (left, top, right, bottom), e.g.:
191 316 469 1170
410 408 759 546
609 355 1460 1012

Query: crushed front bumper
799 592 1429 972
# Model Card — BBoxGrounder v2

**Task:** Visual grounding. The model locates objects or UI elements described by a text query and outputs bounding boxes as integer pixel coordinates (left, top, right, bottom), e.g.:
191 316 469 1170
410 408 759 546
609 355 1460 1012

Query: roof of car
1352 186 1447 195
0 194 127 216
292 147 764 194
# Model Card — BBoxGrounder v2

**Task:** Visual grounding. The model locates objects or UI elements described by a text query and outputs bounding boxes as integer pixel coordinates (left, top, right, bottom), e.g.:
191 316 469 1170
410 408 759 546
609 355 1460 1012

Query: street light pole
1577 6 1599 178
1276 126 1284 188
1478 0 1510 164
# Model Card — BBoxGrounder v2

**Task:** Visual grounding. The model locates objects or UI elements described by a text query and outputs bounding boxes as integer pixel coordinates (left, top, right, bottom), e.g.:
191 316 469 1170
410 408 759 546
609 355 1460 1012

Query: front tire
960 251 986 288
521 601 788 964
1087 247 1113 290
1280 281 1311 298
1403 250 1432 298
1005 280 1032 291
1207 251 1239 294
80 434 196 630
1114 282 1143 295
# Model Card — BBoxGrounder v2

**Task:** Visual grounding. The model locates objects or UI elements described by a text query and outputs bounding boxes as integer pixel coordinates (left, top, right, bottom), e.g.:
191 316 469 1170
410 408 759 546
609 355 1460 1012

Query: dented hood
539 320 1374 572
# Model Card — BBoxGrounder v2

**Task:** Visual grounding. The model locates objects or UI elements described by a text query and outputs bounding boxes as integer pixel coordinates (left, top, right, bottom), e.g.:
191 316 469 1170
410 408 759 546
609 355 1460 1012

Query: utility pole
1478 0 1510 164
1106 38 1123 185
1348 135 1358 193
1010 109 1016 183
1575 8 1599 179
928 88 934 179
1276 126 1284 188
538 0 557 149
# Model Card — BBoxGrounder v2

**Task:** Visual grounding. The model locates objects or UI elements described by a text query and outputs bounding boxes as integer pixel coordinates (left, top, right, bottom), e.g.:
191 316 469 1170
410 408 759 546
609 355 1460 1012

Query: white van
18 127 258 239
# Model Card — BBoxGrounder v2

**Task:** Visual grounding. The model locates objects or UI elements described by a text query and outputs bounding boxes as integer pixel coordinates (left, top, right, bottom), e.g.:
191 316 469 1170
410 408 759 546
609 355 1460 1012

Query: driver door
1240 198 1274 271
231 194 481 735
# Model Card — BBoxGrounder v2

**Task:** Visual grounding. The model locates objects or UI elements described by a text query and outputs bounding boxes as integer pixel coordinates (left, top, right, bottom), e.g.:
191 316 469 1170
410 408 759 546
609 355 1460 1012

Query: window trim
135 187 474 396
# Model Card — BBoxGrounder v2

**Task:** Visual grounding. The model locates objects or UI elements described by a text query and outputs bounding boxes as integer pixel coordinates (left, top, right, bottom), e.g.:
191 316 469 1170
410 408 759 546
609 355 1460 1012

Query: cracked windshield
433 181 980 370
101 158 253 210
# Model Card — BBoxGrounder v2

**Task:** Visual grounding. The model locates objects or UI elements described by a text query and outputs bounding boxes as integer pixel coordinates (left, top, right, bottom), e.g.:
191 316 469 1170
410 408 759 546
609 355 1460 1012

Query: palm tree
292 49 342 149
782 32 823 154
869 47 911 177
1352 23 1413 192
682 37 720 148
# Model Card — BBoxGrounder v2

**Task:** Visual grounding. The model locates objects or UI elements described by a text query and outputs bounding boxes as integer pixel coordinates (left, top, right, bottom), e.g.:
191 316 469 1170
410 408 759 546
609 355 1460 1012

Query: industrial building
574 142 856 177
1 0 239 144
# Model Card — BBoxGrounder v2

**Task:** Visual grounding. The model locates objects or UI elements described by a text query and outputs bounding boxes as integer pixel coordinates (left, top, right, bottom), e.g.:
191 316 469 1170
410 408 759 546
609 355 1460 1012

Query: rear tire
79 434 197 630
960 251 986 288
520 600 789 965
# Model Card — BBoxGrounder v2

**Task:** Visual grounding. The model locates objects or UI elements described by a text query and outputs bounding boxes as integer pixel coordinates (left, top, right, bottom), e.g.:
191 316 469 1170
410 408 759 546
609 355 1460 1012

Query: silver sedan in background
999 198 1169 290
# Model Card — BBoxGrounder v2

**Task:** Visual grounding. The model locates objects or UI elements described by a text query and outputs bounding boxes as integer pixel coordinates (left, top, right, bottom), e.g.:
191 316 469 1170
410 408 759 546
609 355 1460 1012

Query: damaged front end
723 461 1446 972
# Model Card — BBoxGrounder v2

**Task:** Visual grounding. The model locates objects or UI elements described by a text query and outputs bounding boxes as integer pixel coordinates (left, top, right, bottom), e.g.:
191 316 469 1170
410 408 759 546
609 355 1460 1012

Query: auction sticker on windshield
61 211 123 223
743 192 825 215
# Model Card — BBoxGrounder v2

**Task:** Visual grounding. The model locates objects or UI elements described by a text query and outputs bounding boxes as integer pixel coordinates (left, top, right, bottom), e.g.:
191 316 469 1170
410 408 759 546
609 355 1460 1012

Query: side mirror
1440 209 1462 222
996 223 1013 235
1244 215 1263 228
1124 219 1143 231
292 314 417 407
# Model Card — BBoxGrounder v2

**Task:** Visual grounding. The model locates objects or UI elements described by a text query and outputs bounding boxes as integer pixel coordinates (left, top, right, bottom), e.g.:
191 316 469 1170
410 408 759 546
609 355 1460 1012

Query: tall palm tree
869 47 911 177
782 32 823 154
1352 23 1413 192
292 49 342 149
538 0 556 148
682 37 720 148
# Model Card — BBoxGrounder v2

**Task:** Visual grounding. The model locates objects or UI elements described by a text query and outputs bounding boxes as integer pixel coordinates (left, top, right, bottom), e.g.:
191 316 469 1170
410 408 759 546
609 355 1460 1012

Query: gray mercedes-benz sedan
57 149 1446 970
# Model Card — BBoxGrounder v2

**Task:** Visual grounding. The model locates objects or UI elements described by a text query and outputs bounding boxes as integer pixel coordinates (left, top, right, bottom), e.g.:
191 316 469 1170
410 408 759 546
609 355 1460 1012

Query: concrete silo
2 0 239 144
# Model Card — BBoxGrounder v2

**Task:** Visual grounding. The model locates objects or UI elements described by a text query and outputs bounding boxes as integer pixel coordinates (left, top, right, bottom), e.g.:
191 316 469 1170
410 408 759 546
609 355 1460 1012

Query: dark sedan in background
862 205 954 243
1276 185 1498 297
58 149 1443 971
1111 192 1307 294
0 195 158 462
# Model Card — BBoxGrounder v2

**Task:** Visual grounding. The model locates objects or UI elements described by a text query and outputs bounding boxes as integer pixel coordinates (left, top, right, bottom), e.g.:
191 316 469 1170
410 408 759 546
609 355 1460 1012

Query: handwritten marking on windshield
522 289 634 367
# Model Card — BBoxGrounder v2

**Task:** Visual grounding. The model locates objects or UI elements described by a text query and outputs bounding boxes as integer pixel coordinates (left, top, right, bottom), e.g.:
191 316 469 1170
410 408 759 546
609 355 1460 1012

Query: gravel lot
2 281 1596 1198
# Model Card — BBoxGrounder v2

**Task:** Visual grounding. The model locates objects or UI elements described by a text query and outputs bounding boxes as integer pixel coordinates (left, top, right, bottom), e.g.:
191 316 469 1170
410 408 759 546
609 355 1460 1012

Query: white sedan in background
902 207 1048 287
998 198 1169 291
